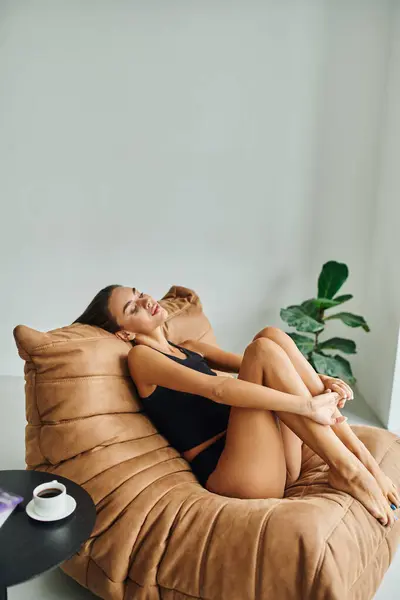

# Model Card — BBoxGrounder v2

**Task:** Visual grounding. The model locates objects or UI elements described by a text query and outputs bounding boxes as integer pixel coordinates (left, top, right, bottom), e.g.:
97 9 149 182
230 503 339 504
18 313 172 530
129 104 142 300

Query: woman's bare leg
207 337 395 526
206 340 290 500
258 339 395 526
255 327 400 508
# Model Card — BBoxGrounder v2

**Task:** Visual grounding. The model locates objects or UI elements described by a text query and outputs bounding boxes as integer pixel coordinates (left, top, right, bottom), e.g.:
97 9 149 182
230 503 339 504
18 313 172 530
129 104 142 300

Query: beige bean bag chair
13 285 400 600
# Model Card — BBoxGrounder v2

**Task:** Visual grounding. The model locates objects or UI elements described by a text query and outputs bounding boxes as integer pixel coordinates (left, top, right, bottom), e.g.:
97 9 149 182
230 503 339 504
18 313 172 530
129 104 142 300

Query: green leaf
287 332 315 356
301 294 353 319
332 294 353 305
301 299 320 320
280 306 325 333
310 352 356 384
317 261 349 299
313 298 342 309
317 337 357 354
324 312 370 332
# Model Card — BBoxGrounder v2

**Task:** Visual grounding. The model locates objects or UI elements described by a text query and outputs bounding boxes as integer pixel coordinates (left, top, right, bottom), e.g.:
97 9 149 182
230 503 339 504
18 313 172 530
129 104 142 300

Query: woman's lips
152 304 160 315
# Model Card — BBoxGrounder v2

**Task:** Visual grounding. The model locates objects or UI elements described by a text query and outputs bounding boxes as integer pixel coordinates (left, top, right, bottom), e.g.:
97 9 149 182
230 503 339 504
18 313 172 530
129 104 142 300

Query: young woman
74 285 400 527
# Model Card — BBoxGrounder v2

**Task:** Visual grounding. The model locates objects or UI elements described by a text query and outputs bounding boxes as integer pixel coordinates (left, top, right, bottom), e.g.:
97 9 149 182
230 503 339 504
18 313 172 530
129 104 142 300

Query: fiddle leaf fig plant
280 260 370 384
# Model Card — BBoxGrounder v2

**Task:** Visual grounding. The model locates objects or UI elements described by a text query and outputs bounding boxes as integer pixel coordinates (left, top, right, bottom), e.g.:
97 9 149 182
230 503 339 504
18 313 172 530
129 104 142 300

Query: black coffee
37 488 62 498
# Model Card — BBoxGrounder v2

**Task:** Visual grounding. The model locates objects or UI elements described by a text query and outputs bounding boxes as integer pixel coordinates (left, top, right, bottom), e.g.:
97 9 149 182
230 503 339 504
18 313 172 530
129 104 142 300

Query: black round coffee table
0 470 96 600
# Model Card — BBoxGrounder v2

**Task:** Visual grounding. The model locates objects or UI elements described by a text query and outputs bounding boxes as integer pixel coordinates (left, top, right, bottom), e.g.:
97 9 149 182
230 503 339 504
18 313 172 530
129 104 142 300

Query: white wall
0 0 394 420
304 1 392 406
356 1 400 429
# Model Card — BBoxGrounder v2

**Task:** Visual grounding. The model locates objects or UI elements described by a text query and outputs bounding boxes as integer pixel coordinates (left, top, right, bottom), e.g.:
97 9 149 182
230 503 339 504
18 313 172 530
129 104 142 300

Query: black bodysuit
138 341 230 486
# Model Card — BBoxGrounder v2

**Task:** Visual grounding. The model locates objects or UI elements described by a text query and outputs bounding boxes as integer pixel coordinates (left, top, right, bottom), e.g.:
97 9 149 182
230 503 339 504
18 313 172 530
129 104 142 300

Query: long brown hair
73 285 122 333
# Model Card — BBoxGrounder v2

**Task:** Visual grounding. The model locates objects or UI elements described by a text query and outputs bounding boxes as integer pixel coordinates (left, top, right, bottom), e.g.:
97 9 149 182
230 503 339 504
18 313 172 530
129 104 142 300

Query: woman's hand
319 374 354 409
306 390 347 426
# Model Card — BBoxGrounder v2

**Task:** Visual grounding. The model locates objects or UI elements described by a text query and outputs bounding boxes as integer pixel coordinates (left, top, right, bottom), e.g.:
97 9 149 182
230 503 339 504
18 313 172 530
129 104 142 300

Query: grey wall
1 1 397 427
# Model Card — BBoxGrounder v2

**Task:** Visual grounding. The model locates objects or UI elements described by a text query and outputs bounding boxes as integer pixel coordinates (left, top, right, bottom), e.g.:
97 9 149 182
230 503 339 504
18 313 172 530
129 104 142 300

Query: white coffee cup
33 480 67 517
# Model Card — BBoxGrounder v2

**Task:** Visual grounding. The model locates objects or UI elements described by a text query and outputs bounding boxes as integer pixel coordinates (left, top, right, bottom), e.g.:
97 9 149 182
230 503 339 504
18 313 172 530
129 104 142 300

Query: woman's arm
128 344 308 415
180 339 243 373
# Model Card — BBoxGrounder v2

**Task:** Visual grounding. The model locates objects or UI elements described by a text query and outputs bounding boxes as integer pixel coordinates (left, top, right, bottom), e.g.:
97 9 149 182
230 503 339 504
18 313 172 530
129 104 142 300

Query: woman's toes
384 514 392 527
386 506 395 527
381 501 393 527
378 504 388 526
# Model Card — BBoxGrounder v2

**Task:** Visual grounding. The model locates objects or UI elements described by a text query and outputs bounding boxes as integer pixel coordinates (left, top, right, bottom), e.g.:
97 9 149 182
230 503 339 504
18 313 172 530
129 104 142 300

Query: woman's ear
115 330 135 342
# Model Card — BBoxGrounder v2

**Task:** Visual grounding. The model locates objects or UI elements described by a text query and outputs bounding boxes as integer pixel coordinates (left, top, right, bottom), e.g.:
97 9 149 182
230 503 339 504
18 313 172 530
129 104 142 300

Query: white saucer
25 494 77 522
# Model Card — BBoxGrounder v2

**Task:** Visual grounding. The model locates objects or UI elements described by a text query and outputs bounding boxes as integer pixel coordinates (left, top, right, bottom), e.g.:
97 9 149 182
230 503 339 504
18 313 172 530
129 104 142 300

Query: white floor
1 375 399 600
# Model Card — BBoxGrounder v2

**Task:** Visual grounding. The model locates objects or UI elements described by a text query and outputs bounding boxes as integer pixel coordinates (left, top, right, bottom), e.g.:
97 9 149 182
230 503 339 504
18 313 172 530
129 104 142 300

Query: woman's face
108 286 167 337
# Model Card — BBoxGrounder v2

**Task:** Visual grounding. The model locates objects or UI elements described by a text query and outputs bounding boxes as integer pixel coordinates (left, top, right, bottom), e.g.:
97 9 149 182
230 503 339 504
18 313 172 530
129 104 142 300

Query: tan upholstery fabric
13 285 400 600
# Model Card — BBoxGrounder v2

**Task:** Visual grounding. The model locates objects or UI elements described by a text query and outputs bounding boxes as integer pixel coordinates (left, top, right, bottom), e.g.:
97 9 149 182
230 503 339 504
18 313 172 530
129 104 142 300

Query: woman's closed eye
130 292 144 314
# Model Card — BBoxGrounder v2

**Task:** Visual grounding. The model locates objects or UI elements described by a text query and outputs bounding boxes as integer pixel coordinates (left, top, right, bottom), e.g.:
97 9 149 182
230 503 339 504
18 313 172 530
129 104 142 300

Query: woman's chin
150 309 167 328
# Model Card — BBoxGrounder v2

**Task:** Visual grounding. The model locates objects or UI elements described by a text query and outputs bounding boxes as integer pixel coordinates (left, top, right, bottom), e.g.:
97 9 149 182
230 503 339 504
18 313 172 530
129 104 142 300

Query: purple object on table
0 488 23 528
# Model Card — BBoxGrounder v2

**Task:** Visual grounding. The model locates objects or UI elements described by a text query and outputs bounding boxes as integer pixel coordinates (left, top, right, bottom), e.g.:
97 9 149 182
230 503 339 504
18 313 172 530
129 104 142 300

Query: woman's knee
245 336 288 362
254 326 289 345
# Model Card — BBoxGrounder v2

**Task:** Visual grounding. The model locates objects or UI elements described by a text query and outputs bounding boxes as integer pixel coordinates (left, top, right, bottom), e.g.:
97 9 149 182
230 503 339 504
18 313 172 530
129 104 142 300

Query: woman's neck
135 328 172 354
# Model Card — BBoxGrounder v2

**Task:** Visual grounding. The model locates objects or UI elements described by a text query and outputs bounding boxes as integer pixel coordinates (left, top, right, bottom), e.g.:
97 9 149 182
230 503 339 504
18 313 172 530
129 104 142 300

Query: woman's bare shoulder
127 343 220 399
128 344 154 359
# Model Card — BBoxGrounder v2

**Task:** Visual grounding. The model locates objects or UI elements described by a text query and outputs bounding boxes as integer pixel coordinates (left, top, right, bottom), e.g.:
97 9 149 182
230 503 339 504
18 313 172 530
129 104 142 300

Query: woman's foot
328 462 396 527
367 465 400 510
351 443 400 509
